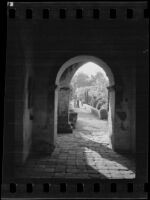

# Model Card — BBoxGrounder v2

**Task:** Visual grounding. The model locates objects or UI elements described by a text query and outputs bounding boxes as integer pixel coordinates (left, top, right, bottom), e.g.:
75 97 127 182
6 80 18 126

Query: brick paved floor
16 107 135 179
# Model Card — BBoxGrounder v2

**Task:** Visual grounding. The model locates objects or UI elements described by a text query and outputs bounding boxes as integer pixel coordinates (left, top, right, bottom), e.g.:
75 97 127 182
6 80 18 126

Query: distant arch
55 55 115 86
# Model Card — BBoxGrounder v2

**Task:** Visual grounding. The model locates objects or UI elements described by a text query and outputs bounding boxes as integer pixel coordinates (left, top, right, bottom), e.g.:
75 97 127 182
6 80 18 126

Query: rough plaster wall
113 65 136 153
130 68 136 154
20 26 34 163
115 98 131 152
14 72 26 165
32 75 49 139
22 67 33 162
5 20 34 167
32 68 55 153
3 20 28 178
33 77 48 129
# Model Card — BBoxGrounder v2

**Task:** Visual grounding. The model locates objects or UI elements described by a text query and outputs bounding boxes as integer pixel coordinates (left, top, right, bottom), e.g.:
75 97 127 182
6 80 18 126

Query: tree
70 71 109 108
71 72 91 88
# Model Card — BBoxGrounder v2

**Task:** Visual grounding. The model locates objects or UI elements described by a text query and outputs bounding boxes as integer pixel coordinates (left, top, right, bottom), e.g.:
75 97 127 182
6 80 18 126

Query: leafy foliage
70 71 109 110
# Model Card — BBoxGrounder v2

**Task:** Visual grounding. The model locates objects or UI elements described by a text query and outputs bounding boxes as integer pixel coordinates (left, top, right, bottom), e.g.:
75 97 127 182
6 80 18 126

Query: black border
1 0 149 199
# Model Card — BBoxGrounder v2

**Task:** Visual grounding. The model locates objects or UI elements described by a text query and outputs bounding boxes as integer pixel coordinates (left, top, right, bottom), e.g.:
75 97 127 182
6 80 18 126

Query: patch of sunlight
82 126 100 131
84 147 135 178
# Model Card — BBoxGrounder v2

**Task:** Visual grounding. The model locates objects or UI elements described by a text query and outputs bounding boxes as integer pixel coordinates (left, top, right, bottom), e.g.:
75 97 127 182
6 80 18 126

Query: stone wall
3 18 34 180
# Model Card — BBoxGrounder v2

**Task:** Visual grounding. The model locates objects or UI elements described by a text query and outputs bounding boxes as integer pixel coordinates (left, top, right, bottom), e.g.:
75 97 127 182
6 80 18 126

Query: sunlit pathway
16 107 135 179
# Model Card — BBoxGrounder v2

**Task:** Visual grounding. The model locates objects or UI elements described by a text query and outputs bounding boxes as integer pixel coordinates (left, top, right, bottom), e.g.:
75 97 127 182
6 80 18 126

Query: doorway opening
69 62 111 148
55 56 115 149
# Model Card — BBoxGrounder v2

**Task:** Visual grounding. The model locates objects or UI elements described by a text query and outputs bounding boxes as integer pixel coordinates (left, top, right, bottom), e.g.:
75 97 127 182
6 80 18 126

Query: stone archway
54 55 116 150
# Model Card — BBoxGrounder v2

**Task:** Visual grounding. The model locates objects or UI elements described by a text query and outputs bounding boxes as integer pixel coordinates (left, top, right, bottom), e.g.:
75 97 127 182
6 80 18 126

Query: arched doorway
15 55 135 179
55 55 115 150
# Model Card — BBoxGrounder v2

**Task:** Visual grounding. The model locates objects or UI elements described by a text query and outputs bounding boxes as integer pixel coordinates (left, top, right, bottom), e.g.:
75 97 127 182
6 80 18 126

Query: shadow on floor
73 131 135 172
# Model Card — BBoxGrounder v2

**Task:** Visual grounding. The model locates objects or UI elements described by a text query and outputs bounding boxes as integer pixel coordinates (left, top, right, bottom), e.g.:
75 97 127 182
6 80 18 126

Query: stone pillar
57 86 73 133
107 85 115 149
47 84 57 146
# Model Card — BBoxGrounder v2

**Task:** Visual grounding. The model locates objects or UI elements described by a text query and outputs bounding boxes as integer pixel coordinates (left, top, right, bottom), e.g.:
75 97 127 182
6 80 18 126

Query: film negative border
7 3 149 20
1 182 148 198
3 1 149 199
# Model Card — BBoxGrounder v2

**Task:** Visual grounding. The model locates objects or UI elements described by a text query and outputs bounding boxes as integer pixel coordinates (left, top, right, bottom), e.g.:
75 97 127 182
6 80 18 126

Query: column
57 86 73 133
107 85 115 149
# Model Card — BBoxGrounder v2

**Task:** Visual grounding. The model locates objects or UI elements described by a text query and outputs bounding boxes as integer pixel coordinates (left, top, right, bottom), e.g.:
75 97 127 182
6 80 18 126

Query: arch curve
55 55 115 86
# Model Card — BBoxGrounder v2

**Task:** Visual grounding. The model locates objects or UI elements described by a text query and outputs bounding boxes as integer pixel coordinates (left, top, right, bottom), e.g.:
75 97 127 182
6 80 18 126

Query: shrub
101 103 108 110
100 108 108 120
